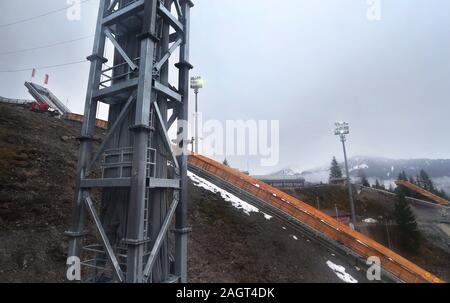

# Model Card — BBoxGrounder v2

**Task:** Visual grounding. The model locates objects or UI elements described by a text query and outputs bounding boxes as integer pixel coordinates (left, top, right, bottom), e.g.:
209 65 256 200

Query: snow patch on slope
188 171 272 220
326 261 358 283
350 164 369 172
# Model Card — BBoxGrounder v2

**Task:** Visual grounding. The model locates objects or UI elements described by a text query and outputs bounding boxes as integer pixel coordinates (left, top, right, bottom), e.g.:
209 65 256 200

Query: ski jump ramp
188 153 443 283
24 82 71 116
396 180 450 206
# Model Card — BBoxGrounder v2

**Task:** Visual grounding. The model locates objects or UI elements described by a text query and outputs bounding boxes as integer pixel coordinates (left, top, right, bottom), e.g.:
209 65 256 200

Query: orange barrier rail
395 180 450 206
189 153 443 283
65 113 108 130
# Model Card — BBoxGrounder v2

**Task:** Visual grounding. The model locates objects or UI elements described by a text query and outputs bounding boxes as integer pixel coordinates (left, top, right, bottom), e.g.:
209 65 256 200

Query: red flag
44 74 49 85
31 68 36 78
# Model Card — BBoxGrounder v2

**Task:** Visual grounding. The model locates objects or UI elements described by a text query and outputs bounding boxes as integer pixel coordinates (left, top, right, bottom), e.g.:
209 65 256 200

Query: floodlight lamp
190 76 203 90
334 121 350 136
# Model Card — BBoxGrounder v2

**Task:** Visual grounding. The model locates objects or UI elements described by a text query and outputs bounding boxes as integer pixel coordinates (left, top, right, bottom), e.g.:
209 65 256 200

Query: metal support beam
149 178 181 189
80 178 132 188
102 0 145 26
124 0 159 283
107 0 119 11
143 193 180 282
86 94 136 175
67 0 107 275
153 81 182 102
175 0 193 284
167 111 178 129
169 32 179 43
174 0 183 19
154 38 183 72
104 28 138 71
154 101 180 173
93 78 139 100
84 194 125 282
158 2 184 33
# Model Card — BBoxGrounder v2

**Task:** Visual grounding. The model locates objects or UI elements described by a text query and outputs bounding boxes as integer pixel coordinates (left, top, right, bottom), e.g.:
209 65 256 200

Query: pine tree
396 171 412 196
398 171 408 181
374 179 381 189
404 171 410 181
223 158 230 167
418 169 434 192
329 157 343 180
408 175 416 185
395 183 407 196
358 169 370 187
393 193 421 253
388 184 394 192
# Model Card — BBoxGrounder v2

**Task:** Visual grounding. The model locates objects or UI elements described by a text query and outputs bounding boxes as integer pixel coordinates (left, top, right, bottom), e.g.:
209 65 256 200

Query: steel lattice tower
66 0 193 283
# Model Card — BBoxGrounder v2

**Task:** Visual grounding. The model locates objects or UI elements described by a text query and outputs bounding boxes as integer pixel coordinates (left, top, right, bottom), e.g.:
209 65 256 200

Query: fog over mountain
271 156 450 193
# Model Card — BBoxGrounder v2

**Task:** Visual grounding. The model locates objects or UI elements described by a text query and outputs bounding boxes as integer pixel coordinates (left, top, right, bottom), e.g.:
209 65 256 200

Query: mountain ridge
270 156 450 193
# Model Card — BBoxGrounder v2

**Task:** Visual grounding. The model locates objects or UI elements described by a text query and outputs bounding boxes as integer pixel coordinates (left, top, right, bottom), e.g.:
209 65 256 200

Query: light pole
190 76 203 153
334 122 356 229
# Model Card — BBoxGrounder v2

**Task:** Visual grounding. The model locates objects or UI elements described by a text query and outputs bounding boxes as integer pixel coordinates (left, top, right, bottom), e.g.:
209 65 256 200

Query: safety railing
101 147 156 179
396 180 450 206
188 153 443 283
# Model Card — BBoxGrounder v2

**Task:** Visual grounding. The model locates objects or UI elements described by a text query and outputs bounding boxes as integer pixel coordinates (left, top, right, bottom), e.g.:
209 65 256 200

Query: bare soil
0 103 443 283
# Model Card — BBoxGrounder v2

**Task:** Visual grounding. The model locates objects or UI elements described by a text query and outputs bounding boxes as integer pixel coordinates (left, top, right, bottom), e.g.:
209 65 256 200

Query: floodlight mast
334 122 356 228
190 76 203 153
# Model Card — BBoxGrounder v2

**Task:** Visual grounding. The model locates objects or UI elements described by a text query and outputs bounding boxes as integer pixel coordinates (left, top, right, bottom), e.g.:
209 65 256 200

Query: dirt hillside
0 104 403 282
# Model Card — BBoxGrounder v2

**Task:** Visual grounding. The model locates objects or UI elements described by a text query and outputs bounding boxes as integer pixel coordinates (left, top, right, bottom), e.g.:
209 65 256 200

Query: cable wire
0 60 89 73
0 0 93 29
0 35 94 56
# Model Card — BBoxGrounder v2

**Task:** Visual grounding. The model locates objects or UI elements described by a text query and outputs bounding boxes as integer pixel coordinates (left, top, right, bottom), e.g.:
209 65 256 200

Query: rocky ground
0 103 447 283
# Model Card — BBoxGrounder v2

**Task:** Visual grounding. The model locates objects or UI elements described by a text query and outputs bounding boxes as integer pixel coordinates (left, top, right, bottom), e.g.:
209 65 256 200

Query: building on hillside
329 177 348 186
253 175 306 189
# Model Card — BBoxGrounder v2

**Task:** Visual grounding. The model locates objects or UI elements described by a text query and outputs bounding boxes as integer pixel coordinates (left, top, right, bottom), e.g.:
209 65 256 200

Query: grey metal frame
67 0 193 283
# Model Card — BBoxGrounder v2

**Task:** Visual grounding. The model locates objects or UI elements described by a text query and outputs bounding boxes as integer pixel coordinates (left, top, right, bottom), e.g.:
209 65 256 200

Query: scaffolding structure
66 0 193 283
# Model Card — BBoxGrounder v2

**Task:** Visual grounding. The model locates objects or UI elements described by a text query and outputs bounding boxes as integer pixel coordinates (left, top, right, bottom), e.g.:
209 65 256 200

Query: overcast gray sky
1 0 449 175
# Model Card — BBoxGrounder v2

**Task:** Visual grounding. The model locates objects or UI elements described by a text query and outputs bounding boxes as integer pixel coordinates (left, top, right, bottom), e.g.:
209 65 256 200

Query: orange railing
189 153 443 283
65 113 108 130
395 180 450 206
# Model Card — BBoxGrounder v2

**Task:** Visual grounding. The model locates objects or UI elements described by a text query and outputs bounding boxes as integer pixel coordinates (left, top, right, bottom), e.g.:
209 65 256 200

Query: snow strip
188 171 272 220
326 261 358 283
363 218 378 224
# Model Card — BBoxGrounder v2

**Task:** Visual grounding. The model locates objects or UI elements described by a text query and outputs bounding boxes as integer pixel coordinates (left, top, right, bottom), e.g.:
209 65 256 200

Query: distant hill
253 168 305 180
273 156 450 193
